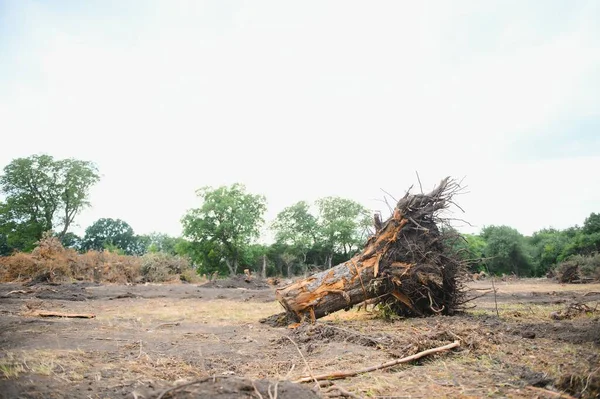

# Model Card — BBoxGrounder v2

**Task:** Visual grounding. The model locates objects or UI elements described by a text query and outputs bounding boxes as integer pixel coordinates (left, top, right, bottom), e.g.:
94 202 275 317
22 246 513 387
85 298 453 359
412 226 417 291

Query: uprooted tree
273 177 467 323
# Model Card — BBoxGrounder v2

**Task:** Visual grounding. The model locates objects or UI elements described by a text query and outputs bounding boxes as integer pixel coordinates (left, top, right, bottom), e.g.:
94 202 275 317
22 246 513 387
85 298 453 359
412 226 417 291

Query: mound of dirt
200 275 271 290
151 376 319 399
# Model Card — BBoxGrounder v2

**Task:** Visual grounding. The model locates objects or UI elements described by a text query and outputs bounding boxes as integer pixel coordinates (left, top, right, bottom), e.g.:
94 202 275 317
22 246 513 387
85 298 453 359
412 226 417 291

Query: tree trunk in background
261 255 267 279
225 259 236 276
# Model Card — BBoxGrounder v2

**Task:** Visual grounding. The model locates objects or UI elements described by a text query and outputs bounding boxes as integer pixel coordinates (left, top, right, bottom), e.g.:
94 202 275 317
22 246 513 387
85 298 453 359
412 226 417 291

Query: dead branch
7 290 31 295
285 336 320 391
30 311 96 318
293 340 460 383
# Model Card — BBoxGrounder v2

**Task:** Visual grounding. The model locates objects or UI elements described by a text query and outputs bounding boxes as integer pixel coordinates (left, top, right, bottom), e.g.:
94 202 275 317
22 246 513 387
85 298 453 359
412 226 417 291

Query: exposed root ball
275 177 468 323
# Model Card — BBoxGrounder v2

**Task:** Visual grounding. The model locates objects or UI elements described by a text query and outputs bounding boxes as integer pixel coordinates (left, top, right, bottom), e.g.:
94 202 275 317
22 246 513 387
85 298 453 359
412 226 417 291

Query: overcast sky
0 0 599 240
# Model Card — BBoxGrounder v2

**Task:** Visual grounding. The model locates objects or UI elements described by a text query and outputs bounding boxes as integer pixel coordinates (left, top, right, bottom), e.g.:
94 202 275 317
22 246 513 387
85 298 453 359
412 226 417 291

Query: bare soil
1 278 599 398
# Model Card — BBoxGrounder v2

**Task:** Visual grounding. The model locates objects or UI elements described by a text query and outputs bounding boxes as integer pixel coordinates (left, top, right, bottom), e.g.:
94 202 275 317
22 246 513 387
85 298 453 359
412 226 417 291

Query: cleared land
0 278 599 398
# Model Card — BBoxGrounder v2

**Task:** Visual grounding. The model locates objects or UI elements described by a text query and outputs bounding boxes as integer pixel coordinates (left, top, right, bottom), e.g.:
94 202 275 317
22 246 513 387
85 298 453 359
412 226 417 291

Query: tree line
1 155 598 277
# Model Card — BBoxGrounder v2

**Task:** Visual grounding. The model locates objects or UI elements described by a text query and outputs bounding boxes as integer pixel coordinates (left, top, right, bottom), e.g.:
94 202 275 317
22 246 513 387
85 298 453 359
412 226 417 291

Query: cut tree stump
275 177 466 323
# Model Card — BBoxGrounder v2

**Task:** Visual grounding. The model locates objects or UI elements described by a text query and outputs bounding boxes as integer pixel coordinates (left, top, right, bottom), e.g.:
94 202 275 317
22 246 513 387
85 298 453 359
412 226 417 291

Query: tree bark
275 254 386 320
274 177 466 323
224 259 237 276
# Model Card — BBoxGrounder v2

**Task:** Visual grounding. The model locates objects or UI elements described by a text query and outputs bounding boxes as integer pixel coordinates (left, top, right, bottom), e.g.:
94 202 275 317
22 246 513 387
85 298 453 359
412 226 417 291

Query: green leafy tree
481 225 532 276
181 184 267 276
0 154 99 251
139 233 186 255
555 214 600 261
528 228 570 276
445 230 487 273
0 229 10 256
240 243 271 277
315 197 371 267
271 201 318 274
0 200 46 252
60 232 82 251
583 213 600 235
81 218 139 255
560 231 600 259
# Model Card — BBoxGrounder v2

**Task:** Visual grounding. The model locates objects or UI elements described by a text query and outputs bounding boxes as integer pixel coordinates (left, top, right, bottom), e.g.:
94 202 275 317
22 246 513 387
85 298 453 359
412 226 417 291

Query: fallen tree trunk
275 177 466 322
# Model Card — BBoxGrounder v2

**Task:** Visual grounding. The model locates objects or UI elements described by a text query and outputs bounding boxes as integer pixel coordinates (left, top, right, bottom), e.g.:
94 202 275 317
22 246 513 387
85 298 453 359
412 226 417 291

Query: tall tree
137 232 187 255
181 183 266 275
315 196 371 267
556 214 600 261
271 201 318 273
481 225 532 276
443 229 487 273
60 232 82 251
81 218 139 255
0 154 99 249
0 200 46 252
528 228 570 276
583 212 600 235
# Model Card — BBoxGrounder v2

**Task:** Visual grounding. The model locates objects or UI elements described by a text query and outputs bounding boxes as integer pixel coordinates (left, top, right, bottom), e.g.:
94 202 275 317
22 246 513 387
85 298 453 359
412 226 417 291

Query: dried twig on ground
285 336 321 391
550 302 599 320
29 310 95 318
294 340 460 383
6 290 31 295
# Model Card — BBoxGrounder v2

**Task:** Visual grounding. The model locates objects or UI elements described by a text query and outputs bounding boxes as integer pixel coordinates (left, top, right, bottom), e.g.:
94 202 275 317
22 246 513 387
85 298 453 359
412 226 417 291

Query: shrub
0 233 203 284
554 253 600 283
94 251 141 283
0 232 141 284
0 232 77 282
0 252 39 282
140 252 194 282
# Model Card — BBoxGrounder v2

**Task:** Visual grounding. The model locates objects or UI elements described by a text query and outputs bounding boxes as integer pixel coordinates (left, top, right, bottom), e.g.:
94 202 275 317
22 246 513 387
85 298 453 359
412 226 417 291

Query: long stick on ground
293 340 460 383
30 311 96 318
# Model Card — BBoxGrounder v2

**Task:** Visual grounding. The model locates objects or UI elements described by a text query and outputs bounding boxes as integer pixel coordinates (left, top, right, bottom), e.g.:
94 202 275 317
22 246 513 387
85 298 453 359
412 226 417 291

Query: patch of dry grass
98 298 283 326
468 279 600 294
0 347 206 386
0 349 93 381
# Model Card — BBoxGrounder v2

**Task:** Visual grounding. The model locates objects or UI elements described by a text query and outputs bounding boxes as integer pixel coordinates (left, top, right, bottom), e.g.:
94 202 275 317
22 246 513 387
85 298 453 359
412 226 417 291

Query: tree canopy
181 183 267 275
0 154 99 252
272 201 317 262
481 225 532 276
138 232 187 256
81 218 140 255
316 196 371 267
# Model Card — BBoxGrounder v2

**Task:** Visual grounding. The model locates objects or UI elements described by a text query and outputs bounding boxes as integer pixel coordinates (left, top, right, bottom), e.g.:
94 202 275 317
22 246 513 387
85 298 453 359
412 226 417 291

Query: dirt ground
1 277 599 398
